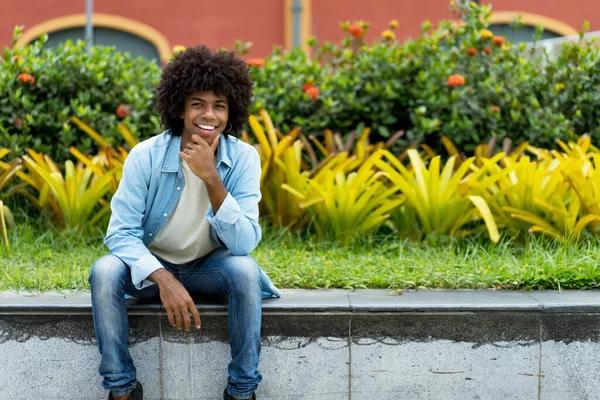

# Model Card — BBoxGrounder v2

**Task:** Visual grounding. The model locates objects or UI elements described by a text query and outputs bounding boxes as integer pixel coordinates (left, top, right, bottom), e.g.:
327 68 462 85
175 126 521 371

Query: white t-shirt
147 160 218 264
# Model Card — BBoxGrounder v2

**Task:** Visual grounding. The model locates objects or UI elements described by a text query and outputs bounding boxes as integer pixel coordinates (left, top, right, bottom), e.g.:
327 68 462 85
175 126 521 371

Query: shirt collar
162 133 181 173
216 134 233 168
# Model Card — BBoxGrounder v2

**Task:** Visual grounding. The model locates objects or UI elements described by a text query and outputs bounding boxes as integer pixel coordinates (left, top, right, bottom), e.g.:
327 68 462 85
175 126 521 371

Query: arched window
42 27 161 63
488 24 561 43
16 14 171 65
489 12 579 43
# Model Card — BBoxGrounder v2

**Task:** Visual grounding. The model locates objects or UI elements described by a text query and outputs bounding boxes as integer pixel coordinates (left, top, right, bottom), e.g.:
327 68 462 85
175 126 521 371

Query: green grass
3 223 600 291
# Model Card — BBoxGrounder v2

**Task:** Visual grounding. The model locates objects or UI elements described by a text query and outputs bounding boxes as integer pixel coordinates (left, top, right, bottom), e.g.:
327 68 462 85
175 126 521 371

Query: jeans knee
89 254 128 293
223 255 261 295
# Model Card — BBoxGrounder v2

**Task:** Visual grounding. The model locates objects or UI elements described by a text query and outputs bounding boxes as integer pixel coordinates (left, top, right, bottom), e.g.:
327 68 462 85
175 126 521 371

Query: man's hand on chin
179 133 228 213
179 133 221 183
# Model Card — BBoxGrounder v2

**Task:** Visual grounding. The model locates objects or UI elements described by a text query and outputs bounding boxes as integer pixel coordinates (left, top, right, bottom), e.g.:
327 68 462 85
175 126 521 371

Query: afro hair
155 45 253 137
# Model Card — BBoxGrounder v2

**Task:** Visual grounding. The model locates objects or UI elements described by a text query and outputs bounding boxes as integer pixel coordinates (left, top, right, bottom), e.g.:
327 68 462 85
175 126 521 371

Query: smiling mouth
196 124 217 131
195 124 219 135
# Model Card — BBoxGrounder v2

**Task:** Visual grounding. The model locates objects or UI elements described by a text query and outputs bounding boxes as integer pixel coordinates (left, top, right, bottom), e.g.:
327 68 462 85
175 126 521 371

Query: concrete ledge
3 288 600 313
2 289 600 399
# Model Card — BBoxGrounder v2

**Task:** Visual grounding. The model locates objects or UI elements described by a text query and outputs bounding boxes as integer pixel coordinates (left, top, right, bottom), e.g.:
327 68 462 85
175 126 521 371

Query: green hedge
3 1 600 158
249 1 599 151
0 27 162 161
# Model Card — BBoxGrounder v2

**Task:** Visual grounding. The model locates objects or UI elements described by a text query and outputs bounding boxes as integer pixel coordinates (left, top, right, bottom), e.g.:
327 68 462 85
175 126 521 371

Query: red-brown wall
0 0 596 58
0 0 284 57
96 0 284 55
311 0 453 44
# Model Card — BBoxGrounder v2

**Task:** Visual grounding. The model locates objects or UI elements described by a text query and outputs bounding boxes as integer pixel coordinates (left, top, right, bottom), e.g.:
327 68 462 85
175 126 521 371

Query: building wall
0 0 283 58
492 0 600 33
311 0 452 44
0 0 592 59
94 0 284 55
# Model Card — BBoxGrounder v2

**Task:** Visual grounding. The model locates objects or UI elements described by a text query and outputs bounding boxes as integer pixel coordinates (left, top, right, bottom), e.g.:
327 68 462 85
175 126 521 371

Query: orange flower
493 36 505 46
17 73 35 84
12 55 21 62
467 48 478 56
447 74 466 88
303 82 316 92
305 86 320 100
116 104 131 119
483 47 492 55
246 58 265 67
490 105 501 114
348 24 364 38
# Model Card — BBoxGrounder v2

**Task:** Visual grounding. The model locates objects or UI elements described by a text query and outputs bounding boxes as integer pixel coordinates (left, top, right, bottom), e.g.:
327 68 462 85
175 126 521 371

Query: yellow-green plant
441 135 530 169
245 110 390 230
0 148 19 247
246 110 307 228
70 116 137 193
71 116 140 150
562 154 600 236
505 169 598 240
469 155 558 236
373 148 500 242
0 200 11 248
282 151 403 242
471 136 600 239
16 149 117 232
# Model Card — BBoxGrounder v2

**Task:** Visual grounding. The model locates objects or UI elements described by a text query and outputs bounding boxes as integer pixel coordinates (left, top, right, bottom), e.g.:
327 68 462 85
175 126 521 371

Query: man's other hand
148 269 201 331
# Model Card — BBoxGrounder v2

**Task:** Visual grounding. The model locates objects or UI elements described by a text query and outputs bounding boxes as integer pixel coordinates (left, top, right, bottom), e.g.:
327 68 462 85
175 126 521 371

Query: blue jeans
89 248 262 398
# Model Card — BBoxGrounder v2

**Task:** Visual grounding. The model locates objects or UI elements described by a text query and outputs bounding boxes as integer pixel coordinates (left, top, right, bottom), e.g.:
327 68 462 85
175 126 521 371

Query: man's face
180 91 229 146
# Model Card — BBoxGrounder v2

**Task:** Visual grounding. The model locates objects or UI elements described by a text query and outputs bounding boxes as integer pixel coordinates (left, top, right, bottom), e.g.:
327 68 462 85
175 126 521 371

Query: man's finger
175 309 183 329
210 135 221 153
191 134 204 145
190 306 201 329
182 306 192 332
167 309 175 327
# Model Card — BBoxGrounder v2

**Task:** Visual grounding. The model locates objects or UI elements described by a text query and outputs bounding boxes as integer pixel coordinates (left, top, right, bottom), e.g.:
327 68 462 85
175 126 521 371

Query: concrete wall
3 290 600 399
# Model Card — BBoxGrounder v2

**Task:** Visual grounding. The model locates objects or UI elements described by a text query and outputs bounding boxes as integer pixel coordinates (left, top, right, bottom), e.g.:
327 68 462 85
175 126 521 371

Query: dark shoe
223 388 256 400
108 381 143 400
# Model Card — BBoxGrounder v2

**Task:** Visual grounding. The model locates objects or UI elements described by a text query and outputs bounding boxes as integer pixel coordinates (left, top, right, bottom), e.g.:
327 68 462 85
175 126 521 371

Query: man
89 45 280 400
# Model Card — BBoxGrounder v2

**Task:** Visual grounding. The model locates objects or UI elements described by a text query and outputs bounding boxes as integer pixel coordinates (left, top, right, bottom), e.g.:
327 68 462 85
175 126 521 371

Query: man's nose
202 106 216 119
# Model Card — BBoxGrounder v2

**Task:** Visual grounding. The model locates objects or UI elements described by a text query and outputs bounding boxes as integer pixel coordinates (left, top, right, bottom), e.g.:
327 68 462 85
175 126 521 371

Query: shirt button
148 233 153 237
177 187 181 190
163 213 168 217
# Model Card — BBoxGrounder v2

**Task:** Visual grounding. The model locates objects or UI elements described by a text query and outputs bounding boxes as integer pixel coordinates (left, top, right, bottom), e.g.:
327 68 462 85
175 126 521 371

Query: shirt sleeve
205 147 262 255
104 150 164 289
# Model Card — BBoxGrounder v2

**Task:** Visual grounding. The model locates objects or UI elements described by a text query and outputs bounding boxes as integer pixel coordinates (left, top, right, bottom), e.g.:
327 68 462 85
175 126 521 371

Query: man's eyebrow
189 97 228 103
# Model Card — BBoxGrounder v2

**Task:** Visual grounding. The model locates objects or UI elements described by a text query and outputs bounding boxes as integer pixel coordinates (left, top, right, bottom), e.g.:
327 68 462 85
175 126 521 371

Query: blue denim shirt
104 131 281 298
